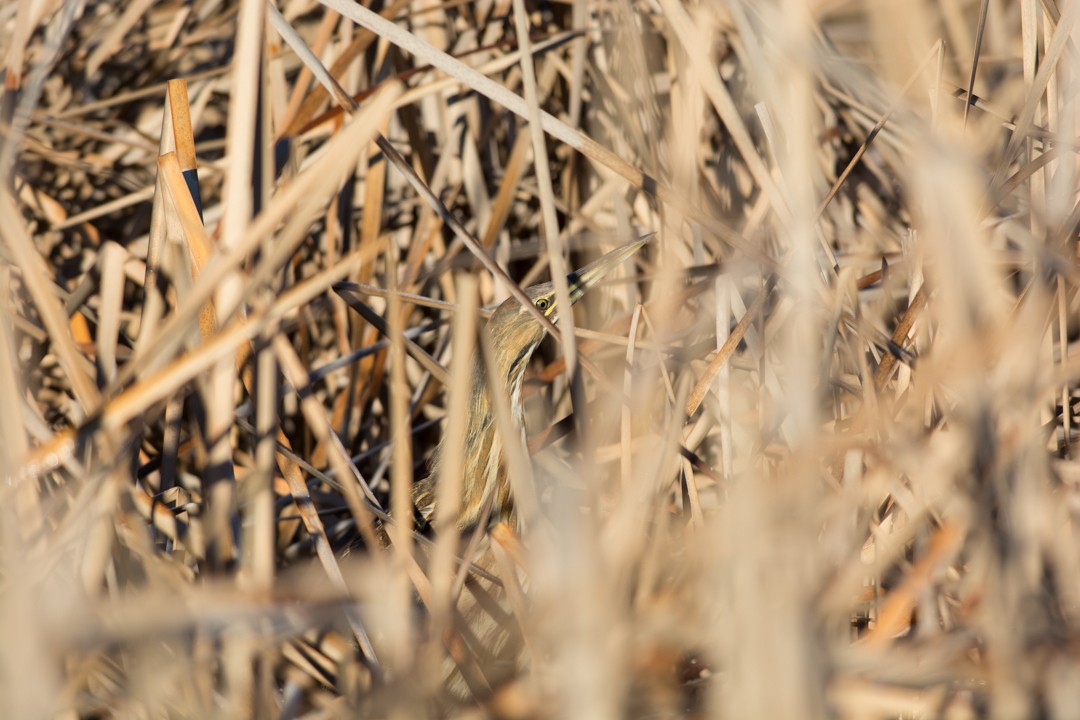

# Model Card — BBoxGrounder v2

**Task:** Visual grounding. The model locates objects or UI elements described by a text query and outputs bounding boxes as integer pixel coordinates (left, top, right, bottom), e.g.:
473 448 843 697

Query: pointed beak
566 235 650 305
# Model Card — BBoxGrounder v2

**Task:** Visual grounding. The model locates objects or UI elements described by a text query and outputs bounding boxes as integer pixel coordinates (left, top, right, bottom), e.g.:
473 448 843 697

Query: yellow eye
535 297 550 311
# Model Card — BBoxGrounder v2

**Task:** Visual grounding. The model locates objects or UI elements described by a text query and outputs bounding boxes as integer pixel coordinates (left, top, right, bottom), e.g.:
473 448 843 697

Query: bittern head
415 237 648 532
485 238 648 379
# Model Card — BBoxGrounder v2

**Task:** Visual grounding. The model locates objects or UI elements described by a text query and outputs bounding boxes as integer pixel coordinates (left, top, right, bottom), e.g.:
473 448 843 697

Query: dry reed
2 0 1079 717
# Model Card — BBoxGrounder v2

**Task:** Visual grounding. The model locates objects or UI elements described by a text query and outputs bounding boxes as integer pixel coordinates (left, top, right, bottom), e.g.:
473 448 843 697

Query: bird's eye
535 297 550 311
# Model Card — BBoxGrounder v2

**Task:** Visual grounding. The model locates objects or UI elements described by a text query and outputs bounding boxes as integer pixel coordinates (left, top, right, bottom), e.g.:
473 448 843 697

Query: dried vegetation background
2 0 1080 717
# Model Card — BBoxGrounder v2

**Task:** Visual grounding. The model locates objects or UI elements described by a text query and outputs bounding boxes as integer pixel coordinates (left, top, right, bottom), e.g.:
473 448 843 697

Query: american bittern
409 237 645 701
413 238 647 533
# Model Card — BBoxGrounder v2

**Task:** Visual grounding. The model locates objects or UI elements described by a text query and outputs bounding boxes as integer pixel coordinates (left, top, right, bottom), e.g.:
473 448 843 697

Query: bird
413 237 647 534
411 237 647 701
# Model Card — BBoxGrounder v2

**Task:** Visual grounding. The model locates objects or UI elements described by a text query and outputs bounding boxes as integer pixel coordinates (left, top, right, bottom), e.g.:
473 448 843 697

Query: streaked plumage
413 239 647 533
411 239 646 700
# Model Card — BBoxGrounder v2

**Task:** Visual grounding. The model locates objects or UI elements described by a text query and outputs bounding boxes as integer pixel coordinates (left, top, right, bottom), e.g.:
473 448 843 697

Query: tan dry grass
2 0 1080 717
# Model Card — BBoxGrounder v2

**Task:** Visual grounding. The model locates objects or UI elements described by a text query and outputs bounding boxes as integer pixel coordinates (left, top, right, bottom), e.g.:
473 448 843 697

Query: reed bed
2 0 1079 717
